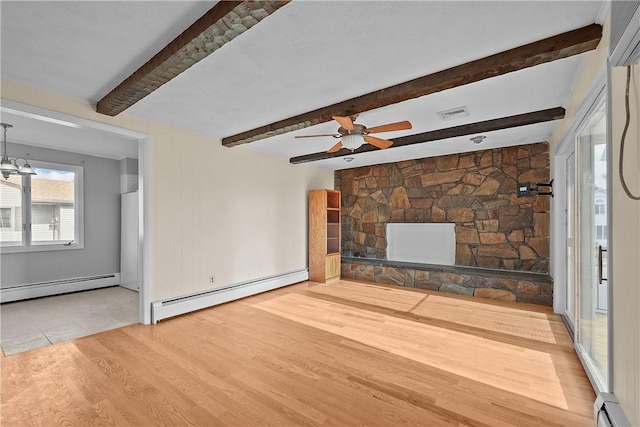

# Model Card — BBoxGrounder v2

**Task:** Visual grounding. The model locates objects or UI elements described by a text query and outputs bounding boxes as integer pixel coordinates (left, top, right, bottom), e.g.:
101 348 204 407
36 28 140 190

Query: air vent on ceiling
437 106 469 121
610 0 640 66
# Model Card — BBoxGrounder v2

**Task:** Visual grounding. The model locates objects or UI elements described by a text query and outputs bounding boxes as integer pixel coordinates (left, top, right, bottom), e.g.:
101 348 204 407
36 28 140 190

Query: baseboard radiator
0 273 121 303
595 393 631 427
151 269 308 323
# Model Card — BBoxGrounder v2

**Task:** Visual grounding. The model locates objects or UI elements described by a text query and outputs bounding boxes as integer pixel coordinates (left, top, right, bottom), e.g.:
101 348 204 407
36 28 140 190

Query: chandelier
0 123 36 180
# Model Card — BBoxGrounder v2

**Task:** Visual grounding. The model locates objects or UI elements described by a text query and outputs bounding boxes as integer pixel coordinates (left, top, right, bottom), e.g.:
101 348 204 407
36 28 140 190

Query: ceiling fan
295 116 412 153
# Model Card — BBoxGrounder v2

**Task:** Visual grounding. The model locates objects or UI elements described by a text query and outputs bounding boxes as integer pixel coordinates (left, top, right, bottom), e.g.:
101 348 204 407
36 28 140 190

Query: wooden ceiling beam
223 24 601 147
289 107 565 164
96 1 290 116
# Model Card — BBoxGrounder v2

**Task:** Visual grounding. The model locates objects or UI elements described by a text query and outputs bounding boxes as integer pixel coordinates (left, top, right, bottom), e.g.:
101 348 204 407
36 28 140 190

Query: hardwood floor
1 280 595 426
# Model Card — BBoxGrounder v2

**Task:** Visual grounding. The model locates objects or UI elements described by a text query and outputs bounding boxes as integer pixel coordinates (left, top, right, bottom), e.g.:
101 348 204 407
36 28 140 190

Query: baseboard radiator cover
151 269 309 323
0 273 121 303
595 393 631 427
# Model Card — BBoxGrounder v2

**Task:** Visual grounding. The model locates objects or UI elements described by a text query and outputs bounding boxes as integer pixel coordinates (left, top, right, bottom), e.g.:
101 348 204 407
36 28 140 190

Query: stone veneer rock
341 258 553 306
335 142 550 273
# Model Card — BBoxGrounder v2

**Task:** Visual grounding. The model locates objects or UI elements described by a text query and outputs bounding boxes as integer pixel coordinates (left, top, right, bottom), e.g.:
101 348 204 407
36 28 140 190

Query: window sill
0 242 84 254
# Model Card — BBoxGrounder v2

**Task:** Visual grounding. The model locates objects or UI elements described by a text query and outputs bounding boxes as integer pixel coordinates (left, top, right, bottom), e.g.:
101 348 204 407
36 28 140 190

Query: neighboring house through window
0 207 11 228
0 179 22 242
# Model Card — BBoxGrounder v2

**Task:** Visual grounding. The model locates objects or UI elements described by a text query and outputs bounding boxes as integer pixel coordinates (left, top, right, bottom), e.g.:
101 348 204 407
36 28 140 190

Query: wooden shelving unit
309 189 341 282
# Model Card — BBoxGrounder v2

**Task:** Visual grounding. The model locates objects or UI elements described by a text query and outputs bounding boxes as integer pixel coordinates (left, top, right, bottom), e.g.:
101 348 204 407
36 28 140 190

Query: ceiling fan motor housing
338 123 367 136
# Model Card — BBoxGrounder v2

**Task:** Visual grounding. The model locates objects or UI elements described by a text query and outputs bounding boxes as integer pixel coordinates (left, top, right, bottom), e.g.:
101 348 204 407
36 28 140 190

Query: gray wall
119 157 138 193
0 142 121 287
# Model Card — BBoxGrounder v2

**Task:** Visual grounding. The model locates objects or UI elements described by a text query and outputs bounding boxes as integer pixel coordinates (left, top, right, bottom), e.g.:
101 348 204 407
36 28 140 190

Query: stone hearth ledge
341 256 553 305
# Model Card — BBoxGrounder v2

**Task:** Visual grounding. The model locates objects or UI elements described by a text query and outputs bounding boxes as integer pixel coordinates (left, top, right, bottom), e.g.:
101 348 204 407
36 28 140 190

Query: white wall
0 79 334 306
148 127 333 300
0 142 121 287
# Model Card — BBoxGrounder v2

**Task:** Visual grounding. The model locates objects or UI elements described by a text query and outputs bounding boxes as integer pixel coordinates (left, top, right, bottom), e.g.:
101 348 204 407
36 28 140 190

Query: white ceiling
0 1 604 168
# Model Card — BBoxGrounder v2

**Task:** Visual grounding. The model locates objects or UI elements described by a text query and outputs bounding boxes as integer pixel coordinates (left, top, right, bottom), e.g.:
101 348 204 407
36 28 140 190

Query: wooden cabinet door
325 254 341 280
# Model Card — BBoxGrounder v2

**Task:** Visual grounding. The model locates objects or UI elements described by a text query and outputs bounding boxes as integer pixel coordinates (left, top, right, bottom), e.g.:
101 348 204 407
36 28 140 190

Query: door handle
598 245 607 284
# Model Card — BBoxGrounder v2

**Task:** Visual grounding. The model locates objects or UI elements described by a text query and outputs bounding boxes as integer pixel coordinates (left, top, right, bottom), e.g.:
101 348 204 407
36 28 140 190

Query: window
596 225 607 240
595 199 606 214
0 208 11 228
0 160 83 252
0 177 22 243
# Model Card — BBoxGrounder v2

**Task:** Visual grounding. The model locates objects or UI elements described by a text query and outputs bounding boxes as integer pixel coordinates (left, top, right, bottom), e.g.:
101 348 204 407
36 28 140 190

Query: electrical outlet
209 275 215 285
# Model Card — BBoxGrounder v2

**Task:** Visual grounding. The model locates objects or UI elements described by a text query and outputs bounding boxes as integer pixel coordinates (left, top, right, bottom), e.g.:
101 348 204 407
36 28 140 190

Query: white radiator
151 269 308 323
595 393 631 427
0 273 121 303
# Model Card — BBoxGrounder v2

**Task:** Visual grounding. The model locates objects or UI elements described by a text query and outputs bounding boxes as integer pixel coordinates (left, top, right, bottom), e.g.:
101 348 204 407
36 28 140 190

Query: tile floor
0 286 139 356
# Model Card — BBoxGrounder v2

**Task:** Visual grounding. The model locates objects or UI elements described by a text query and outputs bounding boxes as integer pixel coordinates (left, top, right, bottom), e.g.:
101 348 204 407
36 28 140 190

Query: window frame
0 160 84 253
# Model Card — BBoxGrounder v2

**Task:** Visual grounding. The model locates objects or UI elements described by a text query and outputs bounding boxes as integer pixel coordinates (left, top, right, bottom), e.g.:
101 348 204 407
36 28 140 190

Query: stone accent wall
342 258 553 306
335 142 550 273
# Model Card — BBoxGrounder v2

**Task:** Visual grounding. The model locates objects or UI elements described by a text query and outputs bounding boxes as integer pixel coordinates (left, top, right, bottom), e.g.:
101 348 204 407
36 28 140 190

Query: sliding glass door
575 99 609 391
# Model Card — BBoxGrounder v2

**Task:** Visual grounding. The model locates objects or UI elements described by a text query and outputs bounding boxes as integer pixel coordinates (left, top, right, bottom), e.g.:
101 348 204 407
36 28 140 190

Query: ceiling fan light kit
296 116 412 154
342 133 365 151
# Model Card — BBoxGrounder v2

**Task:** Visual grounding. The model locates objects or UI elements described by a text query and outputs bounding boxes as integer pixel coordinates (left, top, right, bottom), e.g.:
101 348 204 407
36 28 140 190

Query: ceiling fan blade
364 135 393 149
365 121 412 134
327 141 343 153
332 116 355 131
295 134 341 139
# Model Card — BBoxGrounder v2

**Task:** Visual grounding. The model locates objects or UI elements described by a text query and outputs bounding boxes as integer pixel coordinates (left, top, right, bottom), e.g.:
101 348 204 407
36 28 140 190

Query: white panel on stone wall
386 223 456 265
